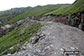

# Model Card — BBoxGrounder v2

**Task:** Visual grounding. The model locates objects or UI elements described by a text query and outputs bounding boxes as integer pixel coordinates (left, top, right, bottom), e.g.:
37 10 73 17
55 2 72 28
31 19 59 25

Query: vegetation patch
45 0 84 15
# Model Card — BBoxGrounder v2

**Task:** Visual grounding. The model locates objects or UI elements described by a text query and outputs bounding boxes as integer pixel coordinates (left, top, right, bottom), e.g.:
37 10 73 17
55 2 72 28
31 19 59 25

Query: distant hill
0 4 69 25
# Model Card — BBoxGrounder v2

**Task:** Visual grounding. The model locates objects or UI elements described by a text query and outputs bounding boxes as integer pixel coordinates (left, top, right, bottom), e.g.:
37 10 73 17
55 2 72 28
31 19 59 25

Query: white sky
0 0 75 11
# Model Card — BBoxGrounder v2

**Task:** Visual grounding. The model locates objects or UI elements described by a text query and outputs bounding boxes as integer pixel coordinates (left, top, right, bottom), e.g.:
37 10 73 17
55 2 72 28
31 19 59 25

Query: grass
44 5 70 15
64 0 84 14
0 21 42 55
45 0 84 15
24 4 65 17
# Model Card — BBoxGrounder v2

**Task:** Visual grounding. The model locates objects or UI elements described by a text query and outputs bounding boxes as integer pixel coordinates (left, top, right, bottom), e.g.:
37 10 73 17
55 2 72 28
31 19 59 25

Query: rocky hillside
0 0 84 56
12 22 84 56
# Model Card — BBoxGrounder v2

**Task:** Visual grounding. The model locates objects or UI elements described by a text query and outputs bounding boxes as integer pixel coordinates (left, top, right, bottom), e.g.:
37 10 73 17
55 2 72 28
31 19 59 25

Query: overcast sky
0 0 75 11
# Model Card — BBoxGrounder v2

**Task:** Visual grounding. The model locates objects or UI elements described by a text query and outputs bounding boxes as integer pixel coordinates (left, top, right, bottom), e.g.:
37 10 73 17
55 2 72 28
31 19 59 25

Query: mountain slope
1 4 67 25
44 5 70 15
64 0 84 14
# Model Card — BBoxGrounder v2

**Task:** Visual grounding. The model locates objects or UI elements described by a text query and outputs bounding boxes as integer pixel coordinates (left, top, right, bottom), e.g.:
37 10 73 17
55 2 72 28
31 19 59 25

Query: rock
20 46 26 51
67 12 84 31
9 47 14 50
1 24 12 30
29 36 39 44
7 53 11 56
29 32 46 44
15 18 27 26
0 18 27 38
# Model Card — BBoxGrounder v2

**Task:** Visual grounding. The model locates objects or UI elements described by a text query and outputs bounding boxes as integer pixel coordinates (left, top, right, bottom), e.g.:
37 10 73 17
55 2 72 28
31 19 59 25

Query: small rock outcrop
12 23 84 56
28 15 67 24
67 12 84 31
0 18 28 38
29 32 46 44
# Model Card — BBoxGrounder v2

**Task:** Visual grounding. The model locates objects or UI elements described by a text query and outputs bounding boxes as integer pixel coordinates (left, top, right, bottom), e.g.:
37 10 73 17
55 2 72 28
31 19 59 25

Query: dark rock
31 36 39 44
29 33 46 44
15 18 27 26
67 12 84 31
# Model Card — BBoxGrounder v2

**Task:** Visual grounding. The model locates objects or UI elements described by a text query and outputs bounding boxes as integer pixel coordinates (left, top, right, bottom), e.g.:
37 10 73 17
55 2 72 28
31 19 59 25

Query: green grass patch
45 0 84 15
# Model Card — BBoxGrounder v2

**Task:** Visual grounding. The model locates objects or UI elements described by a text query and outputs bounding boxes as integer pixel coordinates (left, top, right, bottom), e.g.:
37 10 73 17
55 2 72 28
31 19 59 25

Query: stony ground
9 22 84 56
